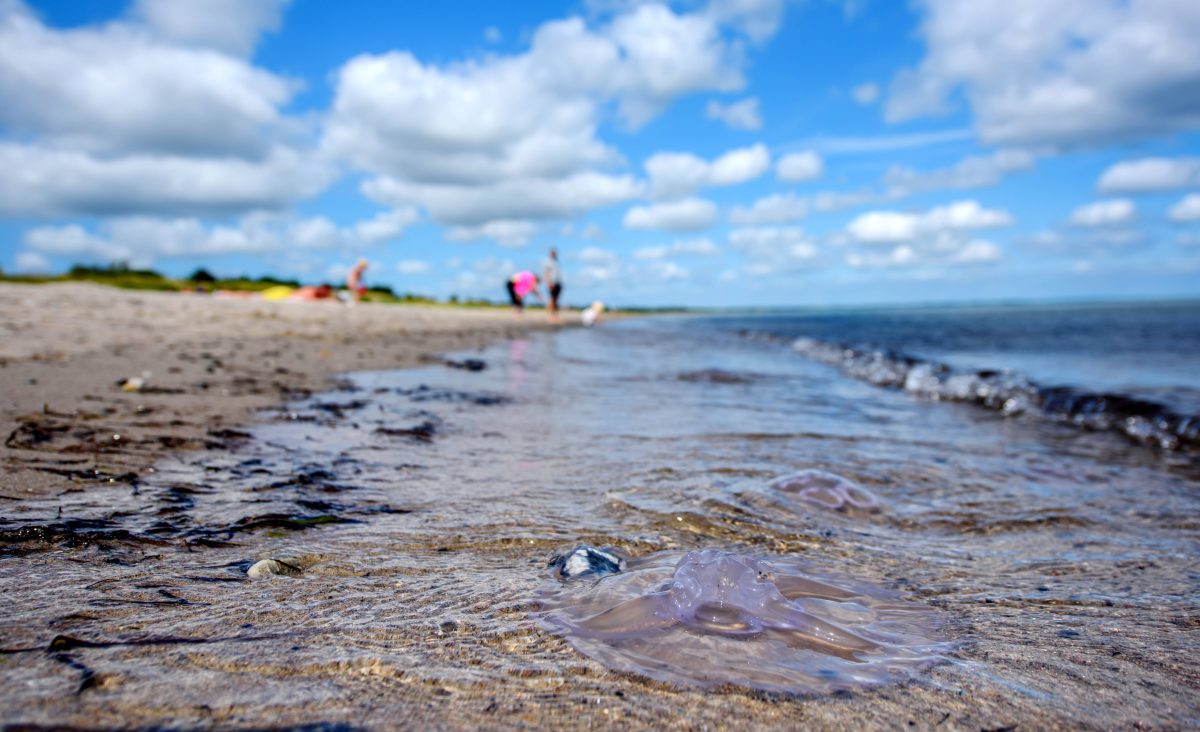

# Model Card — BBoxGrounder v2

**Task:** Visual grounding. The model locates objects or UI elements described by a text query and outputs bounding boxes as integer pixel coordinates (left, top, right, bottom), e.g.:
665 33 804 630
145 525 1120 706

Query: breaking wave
784 335 1199 451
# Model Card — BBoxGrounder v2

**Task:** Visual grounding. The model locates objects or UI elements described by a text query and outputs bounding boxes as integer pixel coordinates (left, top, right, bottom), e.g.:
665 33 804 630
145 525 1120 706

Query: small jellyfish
768 469 881 514
549 546 626 579
537 549 948 696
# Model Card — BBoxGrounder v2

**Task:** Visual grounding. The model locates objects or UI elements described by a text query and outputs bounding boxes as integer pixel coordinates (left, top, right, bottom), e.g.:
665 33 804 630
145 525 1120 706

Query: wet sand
0 283 550 502
2 285 1197 731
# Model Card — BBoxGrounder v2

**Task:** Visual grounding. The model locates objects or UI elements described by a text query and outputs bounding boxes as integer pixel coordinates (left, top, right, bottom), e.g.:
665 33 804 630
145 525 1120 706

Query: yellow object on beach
260 285 296 301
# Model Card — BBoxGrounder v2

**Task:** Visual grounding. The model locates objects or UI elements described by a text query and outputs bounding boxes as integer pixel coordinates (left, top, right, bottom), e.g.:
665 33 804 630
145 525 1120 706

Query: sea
2 300 1198 727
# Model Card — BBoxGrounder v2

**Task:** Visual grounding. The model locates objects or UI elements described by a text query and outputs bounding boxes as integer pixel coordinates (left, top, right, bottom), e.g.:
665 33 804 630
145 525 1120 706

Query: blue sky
2 0 1199 307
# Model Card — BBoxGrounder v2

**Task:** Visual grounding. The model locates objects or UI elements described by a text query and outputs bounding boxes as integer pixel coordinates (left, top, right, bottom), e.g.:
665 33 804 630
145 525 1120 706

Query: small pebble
247 558 303 579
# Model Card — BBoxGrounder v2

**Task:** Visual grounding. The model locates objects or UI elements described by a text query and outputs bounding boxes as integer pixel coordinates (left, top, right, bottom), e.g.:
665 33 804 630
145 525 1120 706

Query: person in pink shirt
505 270 544 315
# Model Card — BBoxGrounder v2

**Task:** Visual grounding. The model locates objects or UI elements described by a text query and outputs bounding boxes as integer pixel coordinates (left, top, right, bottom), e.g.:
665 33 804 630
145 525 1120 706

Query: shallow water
1 317 1199 727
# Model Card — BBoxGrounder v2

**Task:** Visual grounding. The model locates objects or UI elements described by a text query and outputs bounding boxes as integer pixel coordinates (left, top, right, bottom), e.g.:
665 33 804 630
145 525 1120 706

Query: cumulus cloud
623 197 718 231
729 192 809 225
843 200 1011 269
1097 157 1200 193
775 150 823 182
396 259 431 274
363 172 642 227
13 250 50 273
645 143 770 199
729 186 878 226
19 209 417 267
1168 193 1200 222
851 82 879 105
885 149 1035 198
705 97 762 130
633 237 720 259
133 0 291 57
0 1 327 220
1069 199 1136 227
324 4 753 231
952 239 1002 264
704 0 788 42
847 200 1013 244
729 226 819 274
887 0 1200 147
846 245 917 269
1019 226 1145 254
0 4 300 158
445 219 538 247
0 143 333 218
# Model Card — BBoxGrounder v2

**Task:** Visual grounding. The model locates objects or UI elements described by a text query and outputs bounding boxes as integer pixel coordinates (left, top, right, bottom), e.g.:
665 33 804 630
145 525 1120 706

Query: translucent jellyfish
767 469 882 514
537 549 949 695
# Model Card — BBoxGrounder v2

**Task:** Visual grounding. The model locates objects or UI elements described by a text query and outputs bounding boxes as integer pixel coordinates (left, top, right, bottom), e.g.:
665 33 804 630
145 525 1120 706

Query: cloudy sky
2 0 1199 307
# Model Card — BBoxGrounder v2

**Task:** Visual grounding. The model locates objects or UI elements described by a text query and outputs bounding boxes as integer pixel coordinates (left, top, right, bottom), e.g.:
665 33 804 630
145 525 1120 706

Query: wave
780 334 1199 451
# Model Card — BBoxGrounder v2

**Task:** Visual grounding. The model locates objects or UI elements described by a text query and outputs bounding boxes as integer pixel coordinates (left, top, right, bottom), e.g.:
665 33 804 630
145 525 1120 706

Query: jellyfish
537 549 948 695
767 469 882 514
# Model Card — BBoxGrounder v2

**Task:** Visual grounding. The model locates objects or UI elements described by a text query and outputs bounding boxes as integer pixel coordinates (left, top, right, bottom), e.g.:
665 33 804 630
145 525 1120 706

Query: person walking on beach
505 270 544 316
543 248 563 324
346 259 369 304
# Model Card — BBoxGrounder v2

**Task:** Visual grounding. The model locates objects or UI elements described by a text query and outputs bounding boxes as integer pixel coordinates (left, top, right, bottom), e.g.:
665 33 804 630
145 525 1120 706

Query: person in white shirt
543 248 563 324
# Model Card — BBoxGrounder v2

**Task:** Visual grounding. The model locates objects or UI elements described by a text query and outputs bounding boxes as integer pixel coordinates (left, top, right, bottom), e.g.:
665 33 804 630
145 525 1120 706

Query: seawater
2 305 1199 727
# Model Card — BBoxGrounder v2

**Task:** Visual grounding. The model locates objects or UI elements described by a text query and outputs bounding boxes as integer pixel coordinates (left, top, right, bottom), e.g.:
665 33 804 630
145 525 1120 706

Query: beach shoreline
0 282 557 501
1 284 1197 731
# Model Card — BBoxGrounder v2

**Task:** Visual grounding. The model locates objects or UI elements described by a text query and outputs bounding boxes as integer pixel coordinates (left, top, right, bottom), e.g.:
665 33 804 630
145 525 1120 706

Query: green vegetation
0 261 482 307
0 262 685 313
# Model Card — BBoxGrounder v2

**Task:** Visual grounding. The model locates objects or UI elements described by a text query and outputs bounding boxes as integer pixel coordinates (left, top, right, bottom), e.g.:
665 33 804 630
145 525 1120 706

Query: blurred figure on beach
543 248 563 324
346 259 368 304
505 271 544 316
581 300 605 327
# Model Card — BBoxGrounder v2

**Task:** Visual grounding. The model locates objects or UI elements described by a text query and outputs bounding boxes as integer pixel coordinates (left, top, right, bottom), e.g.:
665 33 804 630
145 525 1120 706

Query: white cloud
803 128 971 155
1097 157 1200 193
396 259 431 274
646 260 690 280
887 0 1200 147
13 250 50 273
846 245 917 269
775 150 823 182
729 226 818 274
729 186 879 226
1019 226 1145 254
354 207 421 244
1168 193 1200 222
847 200 1013 244
578 246 620 265
1069 199 1136 227
633 237 720 259
645 143 769 199
484 26 502 43
0 4 299 158
0 2 327 219
706 97 762 130
623 197 718 231
133 0 290 57
20 210 412 266
885 149 1035 197
729 192 809 225
952 239 1002 264
704 0 787 42
851 82 879 105
363 172 642 227
445 219 538 248
843 200 1012 269
322 3 767 229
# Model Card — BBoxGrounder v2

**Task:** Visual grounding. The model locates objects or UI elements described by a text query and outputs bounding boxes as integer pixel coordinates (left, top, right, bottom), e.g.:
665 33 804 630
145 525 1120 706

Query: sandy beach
0 283 551 501
2 284 1198 731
